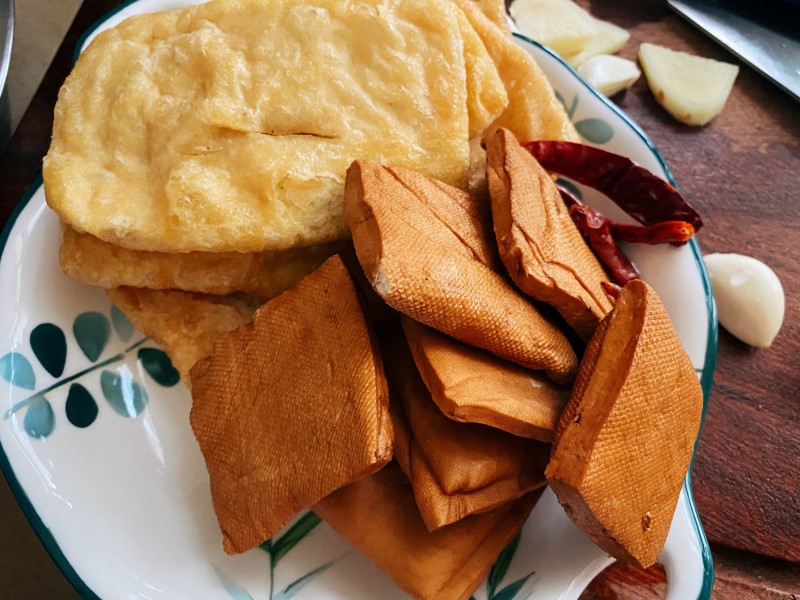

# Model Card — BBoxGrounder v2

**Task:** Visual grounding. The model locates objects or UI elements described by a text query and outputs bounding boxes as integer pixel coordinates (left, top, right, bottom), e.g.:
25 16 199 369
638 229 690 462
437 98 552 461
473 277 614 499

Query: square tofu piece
190 256 393 554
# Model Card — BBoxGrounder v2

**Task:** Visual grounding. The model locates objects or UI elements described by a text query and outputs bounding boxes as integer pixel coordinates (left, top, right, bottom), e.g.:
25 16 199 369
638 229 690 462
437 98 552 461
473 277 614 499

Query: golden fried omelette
44 0 508 254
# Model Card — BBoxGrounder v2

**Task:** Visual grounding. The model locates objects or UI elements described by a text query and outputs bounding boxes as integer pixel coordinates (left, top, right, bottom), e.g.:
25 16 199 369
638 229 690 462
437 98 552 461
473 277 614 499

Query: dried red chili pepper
609 220 694 244
524 141 703 233
569 204 640 285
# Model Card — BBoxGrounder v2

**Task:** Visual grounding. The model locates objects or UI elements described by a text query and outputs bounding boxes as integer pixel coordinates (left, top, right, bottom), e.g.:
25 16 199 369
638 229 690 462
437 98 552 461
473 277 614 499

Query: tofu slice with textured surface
190 256 392 554
315 463 542 600
344 159 577 384
486 128 612 340
384 329 548 530
546 279 703 568
403 318 569 441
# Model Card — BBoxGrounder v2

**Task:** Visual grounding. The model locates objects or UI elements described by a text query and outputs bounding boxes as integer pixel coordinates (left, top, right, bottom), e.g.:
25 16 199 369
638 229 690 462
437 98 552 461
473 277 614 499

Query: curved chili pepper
609 220 694 244
524 141 703 233
557 184 694 246
569 204 640 285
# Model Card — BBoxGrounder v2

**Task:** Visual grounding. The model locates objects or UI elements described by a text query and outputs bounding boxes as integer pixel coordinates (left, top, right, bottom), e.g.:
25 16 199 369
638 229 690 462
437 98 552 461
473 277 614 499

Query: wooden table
1 0 798 597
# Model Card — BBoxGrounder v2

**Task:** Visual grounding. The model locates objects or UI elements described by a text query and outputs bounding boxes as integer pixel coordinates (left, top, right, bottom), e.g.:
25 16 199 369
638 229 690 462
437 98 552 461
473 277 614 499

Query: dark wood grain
585 0 800 565
0 0 798 598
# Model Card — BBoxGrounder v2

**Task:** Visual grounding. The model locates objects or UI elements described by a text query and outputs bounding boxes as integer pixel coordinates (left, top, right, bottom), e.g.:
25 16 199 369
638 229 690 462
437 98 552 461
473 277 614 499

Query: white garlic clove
638 43 739 126
576 54 640 96
703 253 784 348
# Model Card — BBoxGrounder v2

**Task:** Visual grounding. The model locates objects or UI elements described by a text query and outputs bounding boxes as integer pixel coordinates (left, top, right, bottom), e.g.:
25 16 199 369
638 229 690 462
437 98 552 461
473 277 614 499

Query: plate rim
513 32 717 600
0 5 717 599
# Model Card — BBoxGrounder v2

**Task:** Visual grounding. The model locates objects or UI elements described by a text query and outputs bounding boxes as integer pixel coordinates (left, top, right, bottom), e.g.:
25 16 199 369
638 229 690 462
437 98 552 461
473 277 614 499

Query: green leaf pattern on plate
30 323 67 377
0 352 36 390
273 561 334 600
100 370 148 418
138 348 180 388
469 533 534 600
2 303 180 438
487 533 521 599
111 304 134 342
555 91 614 144
269 512 323 568
23 396 55 439
73 312 110 362
65 383 98 428
574 118 614 144
212 565 255 600
221 511 332 600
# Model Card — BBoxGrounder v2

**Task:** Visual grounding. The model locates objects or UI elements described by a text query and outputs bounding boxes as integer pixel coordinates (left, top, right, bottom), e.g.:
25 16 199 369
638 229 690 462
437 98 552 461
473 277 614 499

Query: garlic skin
703 253 784 348
577 54 640 96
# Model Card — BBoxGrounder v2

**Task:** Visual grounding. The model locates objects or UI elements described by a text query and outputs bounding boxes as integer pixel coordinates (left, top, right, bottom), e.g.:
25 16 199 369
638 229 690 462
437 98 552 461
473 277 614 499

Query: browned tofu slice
545 280 703 568
404 317 569 441
344 159 577 385
315 463 542 600
384 331 547 530
485 128 612 340
190 256 393 554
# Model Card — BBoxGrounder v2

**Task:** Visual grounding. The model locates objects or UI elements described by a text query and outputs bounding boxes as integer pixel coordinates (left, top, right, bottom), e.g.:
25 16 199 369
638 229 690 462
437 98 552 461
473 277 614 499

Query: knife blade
668 0 800 102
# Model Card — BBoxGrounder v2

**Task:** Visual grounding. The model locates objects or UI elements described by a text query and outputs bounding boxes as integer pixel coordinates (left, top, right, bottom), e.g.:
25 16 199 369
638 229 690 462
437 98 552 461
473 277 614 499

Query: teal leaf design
0 352 36 390
575 118 614 144
23 396 55 439
30 323 67 377
492 572 534 600
212 565 254 600
271 512 322 567
555 90 566 111
65 383 98 428
100 370 148 417
555 177 583 201
487 533 521 599
273 561 334 600
73 312 111 362
111 304 134 342
138 348 180 387
555 91 578 119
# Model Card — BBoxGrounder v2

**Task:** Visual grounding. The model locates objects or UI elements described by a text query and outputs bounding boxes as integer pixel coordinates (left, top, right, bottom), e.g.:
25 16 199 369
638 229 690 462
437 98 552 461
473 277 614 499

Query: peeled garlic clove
577 54 640 96
703 253 784 348
638 43 738 126
566 19 630 67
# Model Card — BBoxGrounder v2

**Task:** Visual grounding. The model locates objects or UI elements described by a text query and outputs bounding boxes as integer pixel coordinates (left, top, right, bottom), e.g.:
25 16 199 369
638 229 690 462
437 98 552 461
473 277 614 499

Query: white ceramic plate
0 3 716 599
